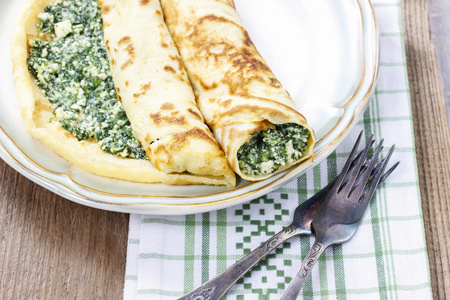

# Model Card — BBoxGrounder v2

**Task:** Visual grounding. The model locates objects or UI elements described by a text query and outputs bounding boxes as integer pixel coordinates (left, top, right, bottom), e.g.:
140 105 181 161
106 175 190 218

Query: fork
280 133 395 299
178 133 398 300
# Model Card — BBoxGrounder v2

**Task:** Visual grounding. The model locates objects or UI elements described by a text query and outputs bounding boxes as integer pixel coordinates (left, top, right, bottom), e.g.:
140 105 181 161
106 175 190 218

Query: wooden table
1 0 449 298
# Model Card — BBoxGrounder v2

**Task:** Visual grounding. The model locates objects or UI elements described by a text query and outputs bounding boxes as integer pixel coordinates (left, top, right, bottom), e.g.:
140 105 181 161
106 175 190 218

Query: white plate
0 0 378 215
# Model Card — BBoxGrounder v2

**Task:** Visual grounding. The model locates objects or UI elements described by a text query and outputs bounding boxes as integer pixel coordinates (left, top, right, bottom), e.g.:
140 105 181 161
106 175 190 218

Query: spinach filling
237 123 310 176
27 0 147 159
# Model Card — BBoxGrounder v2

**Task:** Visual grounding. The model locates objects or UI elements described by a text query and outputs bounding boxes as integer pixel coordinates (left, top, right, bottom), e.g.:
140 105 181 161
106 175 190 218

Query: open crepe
161 0 316 181
11 0 235 186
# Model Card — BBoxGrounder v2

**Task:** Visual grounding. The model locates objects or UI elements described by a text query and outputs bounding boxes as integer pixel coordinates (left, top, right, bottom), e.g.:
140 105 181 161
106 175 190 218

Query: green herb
28 0 146 159
237 123 310 176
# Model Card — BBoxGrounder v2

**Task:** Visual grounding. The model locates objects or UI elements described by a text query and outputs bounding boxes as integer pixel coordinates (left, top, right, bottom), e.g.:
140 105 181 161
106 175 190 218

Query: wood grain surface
0 0 449 299
0 163 129 299
402 0 450 299
427 0 450 129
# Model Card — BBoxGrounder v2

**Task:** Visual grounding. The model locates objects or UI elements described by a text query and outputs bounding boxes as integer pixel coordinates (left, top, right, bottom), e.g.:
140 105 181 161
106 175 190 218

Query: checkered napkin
124 1 433 299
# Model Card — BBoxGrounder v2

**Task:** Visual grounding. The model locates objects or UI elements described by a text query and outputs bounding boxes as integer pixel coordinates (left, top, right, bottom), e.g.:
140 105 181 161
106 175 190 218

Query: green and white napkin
124 0 433 298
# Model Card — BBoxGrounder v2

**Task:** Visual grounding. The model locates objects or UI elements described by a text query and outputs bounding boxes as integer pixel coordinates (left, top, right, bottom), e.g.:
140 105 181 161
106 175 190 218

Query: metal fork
178 133 398 300
280 133 395 299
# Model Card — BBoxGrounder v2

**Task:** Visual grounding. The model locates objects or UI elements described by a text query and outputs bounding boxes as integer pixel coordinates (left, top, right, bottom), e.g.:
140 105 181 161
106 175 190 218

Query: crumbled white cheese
65 86 77 95
54 107 65 119
259 160 275 174
49 63 59 72
286 140 297 159
72 24 84 34
38 12 52 20
70 104 82 111
55 20 73 40
119 149 128 158
37 73 47 85
77 89 85 98
112 103 122 113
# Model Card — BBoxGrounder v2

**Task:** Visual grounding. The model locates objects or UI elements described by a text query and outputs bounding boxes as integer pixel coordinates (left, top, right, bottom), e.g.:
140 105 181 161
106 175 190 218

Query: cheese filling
237 123 310 176
27 0 147 159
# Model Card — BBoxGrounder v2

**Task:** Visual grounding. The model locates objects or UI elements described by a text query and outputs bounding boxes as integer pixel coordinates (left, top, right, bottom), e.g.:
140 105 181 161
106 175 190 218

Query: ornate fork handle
178 225 306 300
279 240 328 300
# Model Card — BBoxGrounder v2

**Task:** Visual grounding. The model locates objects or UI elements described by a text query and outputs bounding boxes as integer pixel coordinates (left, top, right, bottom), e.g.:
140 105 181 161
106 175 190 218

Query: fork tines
335 132 396 212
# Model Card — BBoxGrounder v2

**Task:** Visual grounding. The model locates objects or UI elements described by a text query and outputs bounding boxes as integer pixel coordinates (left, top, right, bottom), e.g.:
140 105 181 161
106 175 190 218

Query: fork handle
178 225 304 300
280 240 328 300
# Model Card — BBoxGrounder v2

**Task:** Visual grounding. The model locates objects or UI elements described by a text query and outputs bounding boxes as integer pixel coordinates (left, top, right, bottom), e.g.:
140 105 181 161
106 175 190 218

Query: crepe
161 0 316 181
11 0 235 186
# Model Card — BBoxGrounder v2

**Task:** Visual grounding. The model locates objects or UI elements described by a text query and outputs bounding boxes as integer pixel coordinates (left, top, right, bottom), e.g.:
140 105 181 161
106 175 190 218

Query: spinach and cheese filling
237 123 310 176
27 0 147 159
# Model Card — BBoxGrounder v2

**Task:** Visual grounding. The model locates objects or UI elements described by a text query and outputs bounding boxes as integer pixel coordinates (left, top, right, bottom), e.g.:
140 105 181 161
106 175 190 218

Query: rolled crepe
161 0 316 181
99 0 235 184
11 0 235 186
